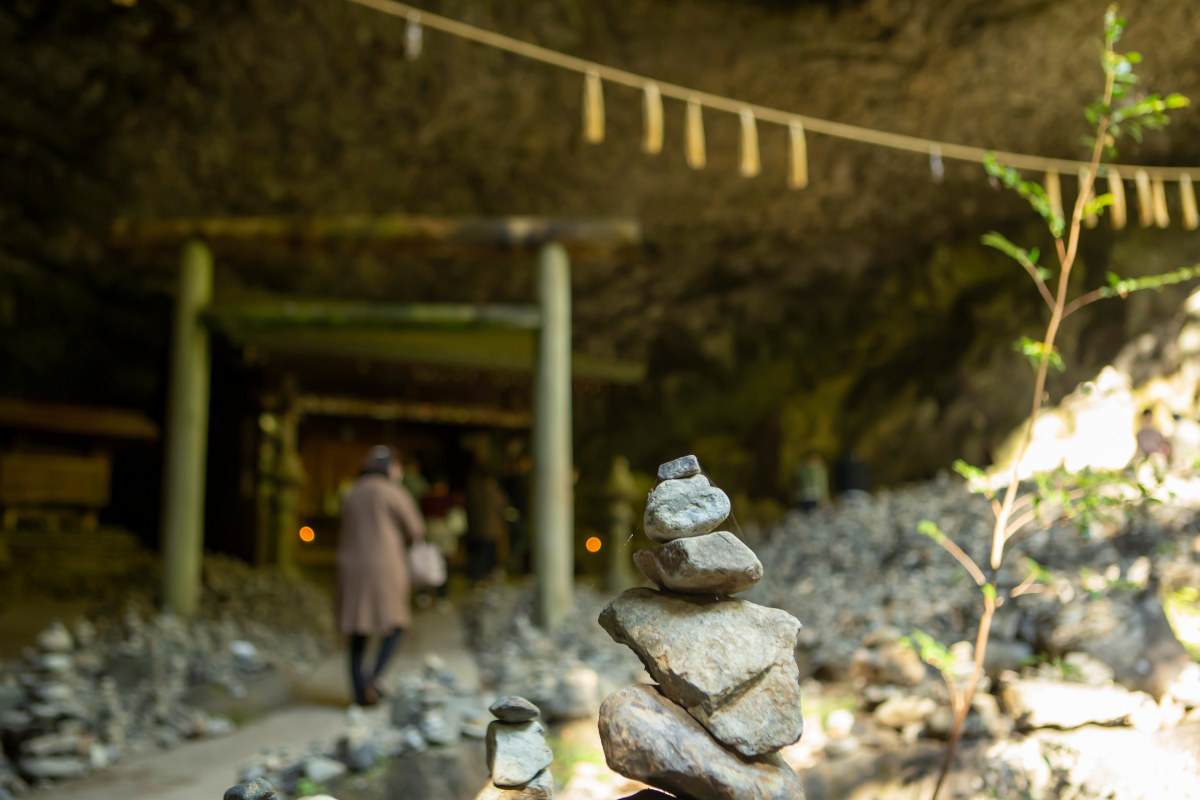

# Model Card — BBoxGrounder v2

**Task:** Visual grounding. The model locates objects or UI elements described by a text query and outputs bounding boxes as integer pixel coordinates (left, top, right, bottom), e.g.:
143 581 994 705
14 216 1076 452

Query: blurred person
501 437 532 574
791 451 830 512
834 448 871 502
465 438 509 583
401 455 430 504
1135 408 1170 483
419 474 466 606
336 445 425 706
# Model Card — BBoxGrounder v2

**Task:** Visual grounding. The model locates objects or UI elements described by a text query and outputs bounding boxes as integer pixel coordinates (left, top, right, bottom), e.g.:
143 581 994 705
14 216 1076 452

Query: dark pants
348 627 404 705
466 539 496 581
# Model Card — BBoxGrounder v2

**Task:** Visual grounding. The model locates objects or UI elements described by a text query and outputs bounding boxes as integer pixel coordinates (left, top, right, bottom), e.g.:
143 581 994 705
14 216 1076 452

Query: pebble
489 696 540 723
656 454 702 481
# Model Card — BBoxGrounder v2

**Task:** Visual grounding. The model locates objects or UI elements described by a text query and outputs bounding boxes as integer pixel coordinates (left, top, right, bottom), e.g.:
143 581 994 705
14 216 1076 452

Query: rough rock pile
466 582 644 722
596 455 806 800
234 655 495 796
0 554 335 793
475 696 554 800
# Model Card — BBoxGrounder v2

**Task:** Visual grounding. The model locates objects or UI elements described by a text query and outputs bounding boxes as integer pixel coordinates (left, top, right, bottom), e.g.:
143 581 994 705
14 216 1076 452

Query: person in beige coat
337 445 425 706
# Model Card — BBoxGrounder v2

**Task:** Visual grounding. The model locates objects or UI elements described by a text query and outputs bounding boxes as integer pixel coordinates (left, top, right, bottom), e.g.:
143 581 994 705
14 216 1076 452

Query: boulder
598 684 805 800
1001 678 1152 730
872 695 936 729
643 476 730 543
486 721 553 788
599 588 804 756
633 532 763 595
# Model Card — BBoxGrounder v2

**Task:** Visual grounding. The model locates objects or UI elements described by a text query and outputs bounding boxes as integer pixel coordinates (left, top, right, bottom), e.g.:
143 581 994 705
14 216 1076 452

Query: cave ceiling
3 0 1200 390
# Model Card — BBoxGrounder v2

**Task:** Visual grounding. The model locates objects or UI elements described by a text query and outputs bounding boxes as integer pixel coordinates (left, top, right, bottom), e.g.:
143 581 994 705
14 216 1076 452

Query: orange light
299 526 315 542
585 536 602 553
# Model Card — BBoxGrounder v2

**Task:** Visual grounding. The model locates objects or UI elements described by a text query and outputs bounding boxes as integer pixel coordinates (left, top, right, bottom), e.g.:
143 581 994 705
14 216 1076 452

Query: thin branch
931 536 987 587
1017 253 1056 311
1062 287 1106 318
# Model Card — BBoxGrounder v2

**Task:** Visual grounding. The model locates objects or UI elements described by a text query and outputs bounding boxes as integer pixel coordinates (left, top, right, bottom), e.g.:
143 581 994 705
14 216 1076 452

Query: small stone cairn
474 696 554 799
597 455 806 800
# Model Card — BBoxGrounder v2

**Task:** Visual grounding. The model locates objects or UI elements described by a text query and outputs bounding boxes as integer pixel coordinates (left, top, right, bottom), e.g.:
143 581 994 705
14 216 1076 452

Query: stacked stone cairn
597 455 806 800
474 695 554 800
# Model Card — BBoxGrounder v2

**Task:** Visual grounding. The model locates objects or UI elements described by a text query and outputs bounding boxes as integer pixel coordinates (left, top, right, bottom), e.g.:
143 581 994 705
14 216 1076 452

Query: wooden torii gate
111 215 642 629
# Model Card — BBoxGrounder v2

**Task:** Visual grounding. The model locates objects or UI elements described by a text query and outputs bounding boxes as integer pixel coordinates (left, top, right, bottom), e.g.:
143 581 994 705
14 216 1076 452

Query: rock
303 755 347 784
657 455 702 481
598 684 804 800
489 696 540 723
824 709 855 740
544 668 599 721
35 623 73 654
598 588 804 757
486 721 553 788
633 531 763 595
32 654 73 675
17 755 89 781
1001 678 1151 730
848 638 927 687
643 476 731 543
473 767 554 799
1165 662 1200 708
224 777 279 800
872 695 936 729
338 728 380 772
617 793 676 800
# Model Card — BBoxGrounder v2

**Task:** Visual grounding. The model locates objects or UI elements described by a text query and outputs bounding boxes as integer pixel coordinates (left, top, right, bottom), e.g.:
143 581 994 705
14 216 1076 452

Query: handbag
408 540 447 590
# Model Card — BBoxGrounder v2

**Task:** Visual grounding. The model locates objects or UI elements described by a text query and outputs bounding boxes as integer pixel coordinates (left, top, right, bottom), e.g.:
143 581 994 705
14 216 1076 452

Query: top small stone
657 455 701 482
36 621 73 654
489 695 541 723
223 778 278 800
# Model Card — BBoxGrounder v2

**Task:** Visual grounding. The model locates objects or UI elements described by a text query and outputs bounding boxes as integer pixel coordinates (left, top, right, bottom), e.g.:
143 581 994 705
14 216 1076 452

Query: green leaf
1083 193 1114 218
918 519 946 544
982 583 997 603
1014 336 1065 372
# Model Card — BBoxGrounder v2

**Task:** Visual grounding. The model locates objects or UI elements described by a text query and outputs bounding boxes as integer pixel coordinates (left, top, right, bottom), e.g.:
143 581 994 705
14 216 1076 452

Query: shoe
356 683 380 707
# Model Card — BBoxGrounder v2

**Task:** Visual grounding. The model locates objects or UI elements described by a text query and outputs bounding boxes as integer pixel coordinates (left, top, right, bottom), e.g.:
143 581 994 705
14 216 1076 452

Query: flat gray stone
303 754 347 784
599 588 804 757
486 720 553 788
18 755 89 780
598 684 804 800
633 531 763 595
643 476 730 543
490 696 540 723
473 767 553 799
657 455 701 481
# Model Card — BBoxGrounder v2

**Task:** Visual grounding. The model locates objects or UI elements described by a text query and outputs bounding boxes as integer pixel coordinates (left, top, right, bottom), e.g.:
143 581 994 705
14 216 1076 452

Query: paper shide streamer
642 83 663 155
788 121 808 190
1079 167 1098 229
685 99 706 170
1182 174 1200 231
1045 170 1063 222
405 11 423 61
1107 168 1127 230
1152 175 1170 228
739 109 760 178
1135 168 1153 228
583 71 605 144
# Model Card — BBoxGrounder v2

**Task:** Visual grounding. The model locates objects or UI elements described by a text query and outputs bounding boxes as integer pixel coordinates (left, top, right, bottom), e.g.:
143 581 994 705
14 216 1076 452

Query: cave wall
3 0 1200 512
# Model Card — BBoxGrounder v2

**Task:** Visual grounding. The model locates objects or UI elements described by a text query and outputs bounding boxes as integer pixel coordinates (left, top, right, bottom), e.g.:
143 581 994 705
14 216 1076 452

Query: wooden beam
220 328 647 384
0 398 159 441
110 215 641 258
205 301 542 331
296 395 531 429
